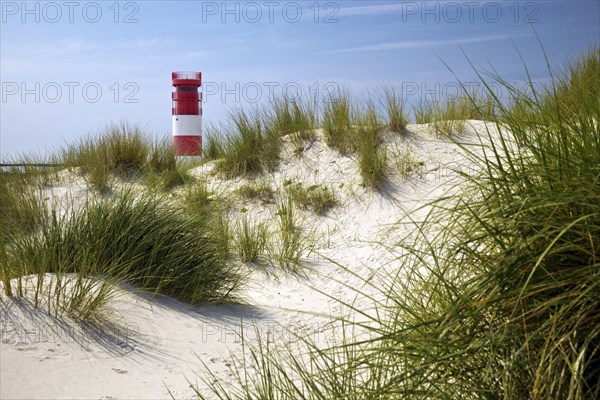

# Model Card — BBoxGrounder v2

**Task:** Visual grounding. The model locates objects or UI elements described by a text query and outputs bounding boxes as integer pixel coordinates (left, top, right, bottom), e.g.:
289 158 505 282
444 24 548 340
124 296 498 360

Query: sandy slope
1 121 505 400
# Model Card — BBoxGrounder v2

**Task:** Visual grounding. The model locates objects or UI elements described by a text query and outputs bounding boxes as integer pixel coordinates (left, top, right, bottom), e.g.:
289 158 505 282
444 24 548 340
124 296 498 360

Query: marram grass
284 181 338 215
3 191 243 320
200 85 412 190
62 121 184 192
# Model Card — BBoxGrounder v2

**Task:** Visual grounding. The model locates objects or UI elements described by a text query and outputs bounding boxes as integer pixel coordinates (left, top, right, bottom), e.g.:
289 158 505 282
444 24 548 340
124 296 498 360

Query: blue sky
1 0 598 159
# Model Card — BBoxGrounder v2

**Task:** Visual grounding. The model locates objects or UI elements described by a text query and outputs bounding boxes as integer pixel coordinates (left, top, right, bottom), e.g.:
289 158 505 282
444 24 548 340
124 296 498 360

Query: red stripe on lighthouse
173 136 202 156
172 92 200 115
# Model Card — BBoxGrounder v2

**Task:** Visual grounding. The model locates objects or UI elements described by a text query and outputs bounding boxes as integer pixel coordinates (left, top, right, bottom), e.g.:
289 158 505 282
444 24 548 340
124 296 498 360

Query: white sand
1 121 507 399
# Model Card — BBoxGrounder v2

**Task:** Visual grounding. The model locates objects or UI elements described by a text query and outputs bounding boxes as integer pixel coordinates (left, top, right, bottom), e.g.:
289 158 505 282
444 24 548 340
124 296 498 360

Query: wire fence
0 163 66 172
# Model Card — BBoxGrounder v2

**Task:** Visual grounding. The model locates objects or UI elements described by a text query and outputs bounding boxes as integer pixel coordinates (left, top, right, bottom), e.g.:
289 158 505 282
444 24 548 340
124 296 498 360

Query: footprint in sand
16 346 37 352
111 368 128 374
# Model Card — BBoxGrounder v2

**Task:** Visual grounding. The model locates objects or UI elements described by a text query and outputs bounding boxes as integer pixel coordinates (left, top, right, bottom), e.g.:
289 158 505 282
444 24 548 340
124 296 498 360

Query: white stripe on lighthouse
172 115 202 136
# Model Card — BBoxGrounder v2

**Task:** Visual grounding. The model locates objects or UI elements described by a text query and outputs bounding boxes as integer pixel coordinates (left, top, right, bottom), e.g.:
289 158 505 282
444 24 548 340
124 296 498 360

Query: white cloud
337 1 505 17
0 36 180 76
329 33 528 53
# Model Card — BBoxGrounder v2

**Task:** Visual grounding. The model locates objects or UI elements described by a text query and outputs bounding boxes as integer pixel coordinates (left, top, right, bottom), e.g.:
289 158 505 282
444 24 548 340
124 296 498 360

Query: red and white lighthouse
172 71 202 157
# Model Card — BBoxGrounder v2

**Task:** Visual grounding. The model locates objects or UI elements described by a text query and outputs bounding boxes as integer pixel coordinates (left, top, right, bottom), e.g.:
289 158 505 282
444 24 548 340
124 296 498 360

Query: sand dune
1 121 506 399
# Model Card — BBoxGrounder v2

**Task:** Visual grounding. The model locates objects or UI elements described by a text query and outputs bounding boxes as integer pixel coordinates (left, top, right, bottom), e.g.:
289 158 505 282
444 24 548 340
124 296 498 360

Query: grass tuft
353 107 388 190
216 109 280 177
323 89 354 154
8 191 242 314
0 170 46 242
202 123 226 161
233 215 268 263
284 181 338 215
270 197 310 272
390 145 421 178
237 180 275 203
146 165 195 191
271 94 318 142
380 84 409 133
63 121 183 191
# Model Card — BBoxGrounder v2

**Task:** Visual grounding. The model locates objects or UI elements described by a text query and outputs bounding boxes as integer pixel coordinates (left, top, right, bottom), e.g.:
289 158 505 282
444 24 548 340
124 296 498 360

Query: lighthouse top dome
172 72 201 87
